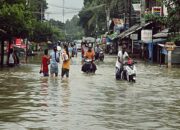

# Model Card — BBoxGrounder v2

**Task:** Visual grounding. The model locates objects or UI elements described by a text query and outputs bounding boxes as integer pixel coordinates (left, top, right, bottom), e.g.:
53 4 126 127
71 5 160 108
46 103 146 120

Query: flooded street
0 53 180 130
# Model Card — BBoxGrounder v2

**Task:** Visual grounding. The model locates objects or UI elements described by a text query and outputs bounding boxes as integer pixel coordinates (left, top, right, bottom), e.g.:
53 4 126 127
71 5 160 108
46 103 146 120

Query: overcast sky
46 0 84 22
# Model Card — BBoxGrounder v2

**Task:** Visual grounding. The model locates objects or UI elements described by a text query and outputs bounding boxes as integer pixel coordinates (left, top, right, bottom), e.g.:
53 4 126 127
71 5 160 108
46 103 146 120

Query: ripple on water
0 56 180 130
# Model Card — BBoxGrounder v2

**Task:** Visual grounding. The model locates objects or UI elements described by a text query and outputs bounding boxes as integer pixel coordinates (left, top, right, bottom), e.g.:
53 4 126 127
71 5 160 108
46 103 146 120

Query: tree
0 2 34 39
65 15 84 41
144 0 180 43
79 0 131 36
163 0 180 33
26 0 48 21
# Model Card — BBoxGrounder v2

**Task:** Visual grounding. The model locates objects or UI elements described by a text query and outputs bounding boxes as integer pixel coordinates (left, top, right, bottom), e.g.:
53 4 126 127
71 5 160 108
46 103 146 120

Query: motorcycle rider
84 45 95 61
82 45 97 72
95 44 102 60
115 44 130 79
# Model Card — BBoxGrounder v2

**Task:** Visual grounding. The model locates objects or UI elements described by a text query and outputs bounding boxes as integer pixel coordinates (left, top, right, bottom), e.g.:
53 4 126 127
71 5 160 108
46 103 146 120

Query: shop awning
153 28 169 38
135 22 152 31
139 38 167 44
107 32 119 40
118 22 152 39
118 24 139 39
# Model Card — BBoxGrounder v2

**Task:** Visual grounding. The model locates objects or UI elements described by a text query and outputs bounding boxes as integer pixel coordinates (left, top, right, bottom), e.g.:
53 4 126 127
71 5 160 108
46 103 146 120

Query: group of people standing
40 44 70 79
40 41 130 79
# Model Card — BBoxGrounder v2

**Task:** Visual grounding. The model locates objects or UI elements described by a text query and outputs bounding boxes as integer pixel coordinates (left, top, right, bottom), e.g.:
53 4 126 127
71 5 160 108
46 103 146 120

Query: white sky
46 0 84 22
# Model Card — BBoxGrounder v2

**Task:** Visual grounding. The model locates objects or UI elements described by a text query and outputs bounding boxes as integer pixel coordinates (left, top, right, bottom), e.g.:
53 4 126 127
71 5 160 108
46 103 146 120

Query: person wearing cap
115 44 129 78
50 45 60 77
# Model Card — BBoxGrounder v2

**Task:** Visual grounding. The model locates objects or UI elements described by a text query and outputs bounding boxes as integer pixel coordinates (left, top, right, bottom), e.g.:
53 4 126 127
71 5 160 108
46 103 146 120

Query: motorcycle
116 59 137 82
99 51 104 61
95 51 104 61
81 59 97 73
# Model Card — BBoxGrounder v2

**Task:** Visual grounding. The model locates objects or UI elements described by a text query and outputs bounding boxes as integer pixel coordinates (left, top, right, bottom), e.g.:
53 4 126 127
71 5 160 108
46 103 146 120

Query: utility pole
124 0 127 29
63 0 65 23
62 0 66 40
41 2 43 22
128 0 132 27
105 6 110 32
140 0 146 24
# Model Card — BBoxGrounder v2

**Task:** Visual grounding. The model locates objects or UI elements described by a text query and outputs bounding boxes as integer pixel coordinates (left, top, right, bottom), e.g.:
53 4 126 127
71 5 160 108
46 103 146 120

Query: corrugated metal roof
153 28 169 38
118 22 152 39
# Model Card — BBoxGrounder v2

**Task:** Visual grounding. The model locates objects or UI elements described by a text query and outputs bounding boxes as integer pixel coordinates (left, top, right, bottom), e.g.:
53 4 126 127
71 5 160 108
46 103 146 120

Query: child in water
40 49 50 77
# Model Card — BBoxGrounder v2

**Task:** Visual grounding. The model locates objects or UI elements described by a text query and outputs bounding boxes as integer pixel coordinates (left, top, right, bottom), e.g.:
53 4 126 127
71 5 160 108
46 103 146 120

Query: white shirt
115 51 129 68
9 53 14 64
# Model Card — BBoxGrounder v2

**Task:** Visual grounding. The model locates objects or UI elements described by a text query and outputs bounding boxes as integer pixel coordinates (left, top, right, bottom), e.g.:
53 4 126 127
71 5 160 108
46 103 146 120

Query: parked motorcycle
81 59 97 73
116 59 137 82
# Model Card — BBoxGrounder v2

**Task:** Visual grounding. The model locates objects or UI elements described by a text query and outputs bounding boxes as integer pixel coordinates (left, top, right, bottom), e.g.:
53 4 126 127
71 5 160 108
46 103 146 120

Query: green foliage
27 0 47 21
148 0 180 33
0 0 59 43
168 34 180 43
79 0 130 36
144 13 167 25
163 0 180 32
65 15 84 41
30 20 65 43
49 19 65 30
0 3 33 38
132 0 140 4
163 0 180 42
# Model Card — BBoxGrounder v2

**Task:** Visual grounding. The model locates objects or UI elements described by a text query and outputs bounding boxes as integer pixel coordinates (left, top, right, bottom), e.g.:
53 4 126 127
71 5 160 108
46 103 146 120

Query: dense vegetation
144 0 180 42
0 0 84 43
78 0 140 36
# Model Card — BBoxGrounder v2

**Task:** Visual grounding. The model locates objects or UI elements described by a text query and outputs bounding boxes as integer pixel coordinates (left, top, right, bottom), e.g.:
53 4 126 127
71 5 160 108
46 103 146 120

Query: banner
152 7 162 16
15 38 22 46
141 30 152 42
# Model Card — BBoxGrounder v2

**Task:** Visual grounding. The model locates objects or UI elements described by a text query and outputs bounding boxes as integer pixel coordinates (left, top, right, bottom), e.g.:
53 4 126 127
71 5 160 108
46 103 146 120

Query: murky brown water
0 53 180 130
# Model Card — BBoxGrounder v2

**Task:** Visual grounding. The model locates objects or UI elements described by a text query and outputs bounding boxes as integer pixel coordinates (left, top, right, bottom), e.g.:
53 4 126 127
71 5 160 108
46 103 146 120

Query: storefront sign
15 38 22 46
152 7 162 16
130 34 138 40
165 42 176 51
141 30 152 42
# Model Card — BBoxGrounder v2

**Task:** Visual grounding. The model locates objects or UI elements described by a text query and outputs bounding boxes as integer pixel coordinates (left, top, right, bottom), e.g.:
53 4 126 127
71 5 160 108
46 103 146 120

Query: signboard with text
15 38 22 46
152 7 162 16
130 34 138 40
141 30 152 42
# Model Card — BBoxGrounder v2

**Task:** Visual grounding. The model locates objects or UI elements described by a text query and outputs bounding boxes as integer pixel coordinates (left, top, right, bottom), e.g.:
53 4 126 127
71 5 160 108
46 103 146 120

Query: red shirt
42 56 49 73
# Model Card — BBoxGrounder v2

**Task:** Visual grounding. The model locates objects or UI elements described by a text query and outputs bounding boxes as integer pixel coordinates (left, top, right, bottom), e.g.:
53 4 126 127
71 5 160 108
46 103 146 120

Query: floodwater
0 53 180 130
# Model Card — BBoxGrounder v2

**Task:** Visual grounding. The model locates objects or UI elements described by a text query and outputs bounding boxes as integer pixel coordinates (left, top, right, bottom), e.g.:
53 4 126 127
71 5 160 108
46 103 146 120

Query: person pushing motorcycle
115 44 130 79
